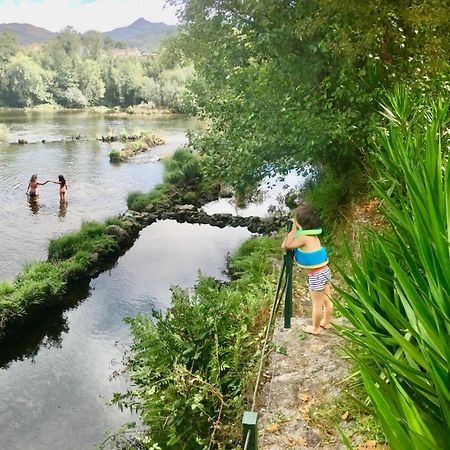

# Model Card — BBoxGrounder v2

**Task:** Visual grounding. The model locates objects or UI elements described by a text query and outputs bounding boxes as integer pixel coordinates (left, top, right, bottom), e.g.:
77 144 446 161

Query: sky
0 0 179 32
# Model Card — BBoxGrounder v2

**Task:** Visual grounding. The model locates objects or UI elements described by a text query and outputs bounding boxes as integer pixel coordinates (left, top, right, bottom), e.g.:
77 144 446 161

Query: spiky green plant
336 86 450 449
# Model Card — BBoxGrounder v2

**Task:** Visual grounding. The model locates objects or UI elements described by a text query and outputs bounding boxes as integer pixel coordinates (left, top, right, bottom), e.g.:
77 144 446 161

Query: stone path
257 290 350 450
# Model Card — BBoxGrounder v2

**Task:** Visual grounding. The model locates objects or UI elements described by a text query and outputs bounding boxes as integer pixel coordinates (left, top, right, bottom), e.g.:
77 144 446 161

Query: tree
1 53 52 107
169 0 450 193
0 31 19 65
78 59 105 105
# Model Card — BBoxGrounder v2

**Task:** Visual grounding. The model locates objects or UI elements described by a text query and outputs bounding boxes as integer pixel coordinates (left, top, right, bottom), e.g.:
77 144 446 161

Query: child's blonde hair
30 174 37 182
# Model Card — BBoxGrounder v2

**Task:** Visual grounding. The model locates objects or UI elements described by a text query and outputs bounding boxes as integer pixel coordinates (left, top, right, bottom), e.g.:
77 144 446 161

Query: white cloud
0 0 179 32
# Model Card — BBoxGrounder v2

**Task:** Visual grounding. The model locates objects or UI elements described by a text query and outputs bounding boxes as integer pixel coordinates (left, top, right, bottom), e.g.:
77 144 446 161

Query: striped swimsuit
307 265 331 291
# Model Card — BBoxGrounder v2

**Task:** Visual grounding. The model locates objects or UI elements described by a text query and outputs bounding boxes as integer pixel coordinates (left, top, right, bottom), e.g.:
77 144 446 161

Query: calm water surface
0 110 199 279
0 222 251 450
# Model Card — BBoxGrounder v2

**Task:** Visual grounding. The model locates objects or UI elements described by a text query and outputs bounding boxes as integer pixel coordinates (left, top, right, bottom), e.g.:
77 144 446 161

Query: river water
0 110 198 280
0 111 253 450
0 111 305 449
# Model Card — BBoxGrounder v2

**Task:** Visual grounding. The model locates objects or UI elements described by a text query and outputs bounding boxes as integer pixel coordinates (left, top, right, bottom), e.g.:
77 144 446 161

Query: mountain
0 18 176 51
0 23 55 45
104 18 177 51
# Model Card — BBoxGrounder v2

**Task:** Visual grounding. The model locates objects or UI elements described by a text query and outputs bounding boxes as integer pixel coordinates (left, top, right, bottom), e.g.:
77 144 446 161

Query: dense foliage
114 236 281 449
337 88 450 449
0 29 192 111
170 0 450 193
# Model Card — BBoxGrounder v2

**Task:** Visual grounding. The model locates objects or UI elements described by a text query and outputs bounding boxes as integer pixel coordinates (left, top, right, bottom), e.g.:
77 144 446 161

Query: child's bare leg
304 290 323 335
320 283 333 329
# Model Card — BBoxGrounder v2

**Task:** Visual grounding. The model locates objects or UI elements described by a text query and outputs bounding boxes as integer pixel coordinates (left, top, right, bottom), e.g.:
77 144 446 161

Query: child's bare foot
320 321 332 329
303 325 320 335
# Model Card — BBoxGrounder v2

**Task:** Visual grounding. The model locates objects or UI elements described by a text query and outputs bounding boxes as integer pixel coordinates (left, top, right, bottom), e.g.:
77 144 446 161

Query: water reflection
27 196 40 215
0 283 91 369
58 200 68 219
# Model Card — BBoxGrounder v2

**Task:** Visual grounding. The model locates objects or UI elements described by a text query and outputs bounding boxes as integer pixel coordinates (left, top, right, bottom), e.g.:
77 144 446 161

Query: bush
163 149 201 186
183 191 197 203
127 191 151 212
115 236 279 448
109 149 122 162
299 168 355 229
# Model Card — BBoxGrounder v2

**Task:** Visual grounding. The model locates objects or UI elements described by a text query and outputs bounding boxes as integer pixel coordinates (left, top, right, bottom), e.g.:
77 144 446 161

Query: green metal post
242 411 258 450
284 221 293 328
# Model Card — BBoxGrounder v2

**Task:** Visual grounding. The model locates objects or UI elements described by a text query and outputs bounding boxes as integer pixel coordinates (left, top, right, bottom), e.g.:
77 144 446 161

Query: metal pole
242 412 258 450
284 221 293 328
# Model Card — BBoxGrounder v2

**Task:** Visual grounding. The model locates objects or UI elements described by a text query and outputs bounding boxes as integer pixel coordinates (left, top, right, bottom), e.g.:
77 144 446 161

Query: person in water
26 174 49 198
49 175 68 201
281 204 333 335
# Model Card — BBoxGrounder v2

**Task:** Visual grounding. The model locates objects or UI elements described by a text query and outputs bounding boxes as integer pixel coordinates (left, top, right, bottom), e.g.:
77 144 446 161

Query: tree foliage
0 29 194 112
170 0 450 192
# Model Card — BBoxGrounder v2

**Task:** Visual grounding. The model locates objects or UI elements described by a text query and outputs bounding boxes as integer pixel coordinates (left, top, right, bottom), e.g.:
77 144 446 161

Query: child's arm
37 180 50 185
281 218 306 250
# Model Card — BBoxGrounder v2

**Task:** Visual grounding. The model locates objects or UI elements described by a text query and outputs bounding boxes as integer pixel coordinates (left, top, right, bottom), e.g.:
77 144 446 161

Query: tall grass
337 86 450 449
48 221 117 261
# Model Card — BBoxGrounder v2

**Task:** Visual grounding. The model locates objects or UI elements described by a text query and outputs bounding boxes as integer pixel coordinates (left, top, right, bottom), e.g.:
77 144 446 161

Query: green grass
126 149 218 213
0 280 14 296
48 221 117 261
0 218 127 335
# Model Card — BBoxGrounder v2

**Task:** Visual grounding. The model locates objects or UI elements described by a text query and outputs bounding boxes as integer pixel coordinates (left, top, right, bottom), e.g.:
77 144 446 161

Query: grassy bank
108 131 165 162
0 219 135 338
112 235 282 449
127 148 220 210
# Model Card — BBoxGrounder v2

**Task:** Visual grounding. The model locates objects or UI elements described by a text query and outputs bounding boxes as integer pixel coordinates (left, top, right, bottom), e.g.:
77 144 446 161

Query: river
0 109 198 280
0 110 303 449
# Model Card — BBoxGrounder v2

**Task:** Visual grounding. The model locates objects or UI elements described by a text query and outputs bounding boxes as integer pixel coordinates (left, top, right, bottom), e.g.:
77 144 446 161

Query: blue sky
0 0 179 32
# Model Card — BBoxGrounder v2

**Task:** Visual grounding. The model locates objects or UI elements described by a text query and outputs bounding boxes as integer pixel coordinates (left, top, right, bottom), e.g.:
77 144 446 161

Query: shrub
115 236 279 448
163 149 201 186
109 149 122 162
299 168 356 229
127 191 151 212
183 191 197 203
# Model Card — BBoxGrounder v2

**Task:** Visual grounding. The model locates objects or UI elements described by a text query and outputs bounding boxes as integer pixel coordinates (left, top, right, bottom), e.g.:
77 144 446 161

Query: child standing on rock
281 204 333 335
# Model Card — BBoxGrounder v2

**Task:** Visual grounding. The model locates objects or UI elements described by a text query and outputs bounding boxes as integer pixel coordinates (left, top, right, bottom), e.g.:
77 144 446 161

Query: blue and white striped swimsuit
307 266 331 291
